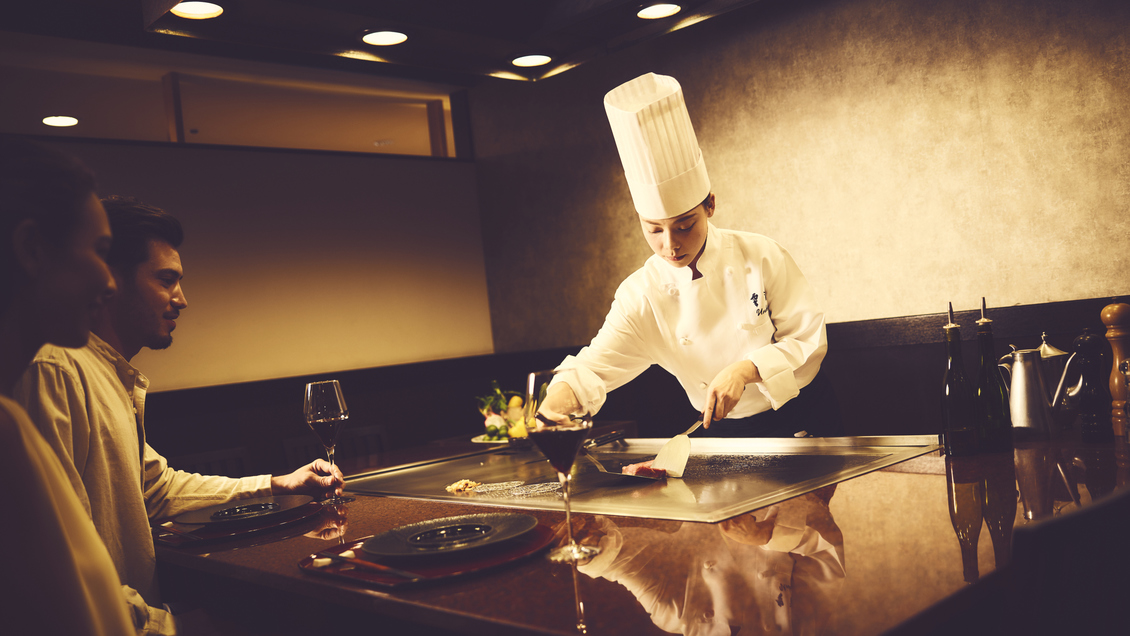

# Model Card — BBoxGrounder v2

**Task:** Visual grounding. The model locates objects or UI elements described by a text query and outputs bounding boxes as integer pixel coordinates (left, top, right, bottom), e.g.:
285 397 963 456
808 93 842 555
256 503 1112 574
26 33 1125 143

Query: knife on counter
650 420 702 478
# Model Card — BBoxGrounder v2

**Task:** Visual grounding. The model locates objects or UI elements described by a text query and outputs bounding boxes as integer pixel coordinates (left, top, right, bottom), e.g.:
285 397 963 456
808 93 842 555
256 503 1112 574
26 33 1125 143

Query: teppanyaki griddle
346 436 940 523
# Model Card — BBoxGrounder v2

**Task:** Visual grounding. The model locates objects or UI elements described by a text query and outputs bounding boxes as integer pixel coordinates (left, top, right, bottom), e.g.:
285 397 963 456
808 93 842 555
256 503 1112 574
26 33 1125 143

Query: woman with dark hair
0 135 135 635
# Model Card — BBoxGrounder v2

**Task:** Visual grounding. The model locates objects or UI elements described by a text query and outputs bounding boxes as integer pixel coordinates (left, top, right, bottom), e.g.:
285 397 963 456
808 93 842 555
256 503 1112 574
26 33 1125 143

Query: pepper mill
1101 301 1129 440
1073 328 1113 444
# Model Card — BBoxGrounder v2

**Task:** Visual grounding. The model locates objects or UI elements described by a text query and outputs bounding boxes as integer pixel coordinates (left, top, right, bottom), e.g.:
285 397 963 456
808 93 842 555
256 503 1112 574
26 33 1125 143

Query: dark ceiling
2 0 760 86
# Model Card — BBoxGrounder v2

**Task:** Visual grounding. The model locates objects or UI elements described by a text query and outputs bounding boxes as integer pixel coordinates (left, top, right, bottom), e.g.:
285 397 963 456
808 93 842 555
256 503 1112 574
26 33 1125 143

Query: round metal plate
361 513 539 558
173 495 314 525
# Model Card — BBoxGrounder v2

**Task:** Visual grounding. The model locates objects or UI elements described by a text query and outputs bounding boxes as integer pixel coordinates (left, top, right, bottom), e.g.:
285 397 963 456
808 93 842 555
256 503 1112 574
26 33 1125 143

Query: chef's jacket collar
671 221 722 287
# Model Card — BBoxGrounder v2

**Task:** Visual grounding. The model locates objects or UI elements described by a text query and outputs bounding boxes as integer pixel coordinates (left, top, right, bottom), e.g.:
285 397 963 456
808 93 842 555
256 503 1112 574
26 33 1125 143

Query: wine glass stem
571 561 588 634
558 470 575 548
325 446 339 503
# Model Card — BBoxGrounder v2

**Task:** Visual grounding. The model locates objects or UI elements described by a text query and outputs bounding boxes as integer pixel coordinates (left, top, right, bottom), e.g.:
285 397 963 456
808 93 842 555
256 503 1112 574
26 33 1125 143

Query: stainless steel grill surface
347 436 940 523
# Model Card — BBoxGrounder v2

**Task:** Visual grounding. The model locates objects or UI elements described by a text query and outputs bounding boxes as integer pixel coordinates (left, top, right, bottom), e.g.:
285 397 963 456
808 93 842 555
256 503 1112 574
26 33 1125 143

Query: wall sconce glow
637 4 682 19
42 116 78 127
362 31 408 46
170 2 224 19
512 54 552 68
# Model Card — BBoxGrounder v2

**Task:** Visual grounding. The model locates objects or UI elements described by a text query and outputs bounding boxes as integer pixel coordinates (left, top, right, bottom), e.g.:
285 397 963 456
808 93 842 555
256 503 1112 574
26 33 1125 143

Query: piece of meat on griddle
622 460 668 479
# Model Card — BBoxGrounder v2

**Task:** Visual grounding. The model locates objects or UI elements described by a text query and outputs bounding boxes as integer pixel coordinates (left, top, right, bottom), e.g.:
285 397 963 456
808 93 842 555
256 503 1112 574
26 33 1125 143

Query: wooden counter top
156 436 1130 635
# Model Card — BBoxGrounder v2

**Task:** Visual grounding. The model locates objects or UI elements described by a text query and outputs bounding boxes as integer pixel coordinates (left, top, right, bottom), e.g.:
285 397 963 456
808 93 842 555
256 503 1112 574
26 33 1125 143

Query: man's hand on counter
271 459 345 500
304 502 348 541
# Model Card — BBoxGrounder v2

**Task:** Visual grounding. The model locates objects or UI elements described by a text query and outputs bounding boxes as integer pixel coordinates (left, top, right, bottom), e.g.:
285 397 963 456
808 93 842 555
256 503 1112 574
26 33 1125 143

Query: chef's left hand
271 459 345 500
536 382 582 427
719 507 778 546
702 360 761 427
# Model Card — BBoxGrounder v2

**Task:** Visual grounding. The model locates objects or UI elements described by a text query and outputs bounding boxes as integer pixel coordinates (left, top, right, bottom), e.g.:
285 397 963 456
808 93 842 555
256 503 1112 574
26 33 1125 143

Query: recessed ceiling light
637 4 682 19
170 2 224 20
512 54 552 68
42 116 78 127
362 31 408 46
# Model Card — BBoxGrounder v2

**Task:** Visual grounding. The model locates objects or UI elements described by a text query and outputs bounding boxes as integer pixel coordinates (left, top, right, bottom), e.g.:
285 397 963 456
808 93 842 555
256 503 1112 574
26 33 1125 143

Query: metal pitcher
999 346 1077 437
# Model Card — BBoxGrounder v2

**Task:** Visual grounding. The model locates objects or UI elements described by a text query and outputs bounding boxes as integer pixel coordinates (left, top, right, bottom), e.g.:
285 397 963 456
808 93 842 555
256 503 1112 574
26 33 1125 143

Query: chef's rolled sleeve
748 346 800 409
552 358 609 416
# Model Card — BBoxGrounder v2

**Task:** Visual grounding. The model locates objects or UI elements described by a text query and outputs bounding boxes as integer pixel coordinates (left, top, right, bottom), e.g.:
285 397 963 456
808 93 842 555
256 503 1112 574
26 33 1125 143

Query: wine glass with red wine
525 368 600 564
304 379 354 504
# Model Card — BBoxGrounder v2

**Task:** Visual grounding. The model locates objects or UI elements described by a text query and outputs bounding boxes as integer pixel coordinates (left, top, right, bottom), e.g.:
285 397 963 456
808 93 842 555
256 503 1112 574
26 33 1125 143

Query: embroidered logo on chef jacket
751 290 768 316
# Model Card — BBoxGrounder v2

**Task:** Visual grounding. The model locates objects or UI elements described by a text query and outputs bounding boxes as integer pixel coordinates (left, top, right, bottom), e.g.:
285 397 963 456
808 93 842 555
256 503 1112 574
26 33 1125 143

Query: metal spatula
650 420 702 478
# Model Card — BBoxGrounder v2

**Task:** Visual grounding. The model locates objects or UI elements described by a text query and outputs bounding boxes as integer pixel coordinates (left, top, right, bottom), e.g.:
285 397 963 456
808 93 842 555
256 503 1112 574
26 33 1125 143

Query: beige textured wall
470 0 1130 353
46 140 493 390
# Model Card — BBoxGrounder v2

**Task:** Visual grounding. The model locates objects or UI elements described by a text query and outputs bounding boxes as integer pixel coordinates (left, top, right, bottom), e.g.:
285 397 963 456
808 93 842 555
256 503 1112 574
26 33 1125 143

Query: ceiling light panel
170 2 225 20
637 4 682 20
42 115 79 127
512 54 551 68
362 31 408 46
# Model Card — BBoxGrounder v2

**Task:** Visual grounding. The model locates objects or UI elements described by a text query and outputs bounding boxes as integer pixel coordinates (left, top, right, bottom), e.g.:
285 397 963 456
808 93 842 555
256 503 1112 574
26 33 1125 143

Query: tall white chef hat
604 72 711 220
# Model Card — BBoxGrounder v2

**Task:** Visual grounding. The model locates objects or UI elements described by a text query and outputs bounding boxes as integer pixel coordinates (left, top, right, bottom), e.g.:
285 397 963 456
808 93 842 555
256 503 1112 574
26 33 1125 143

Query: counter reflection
944 439 1126 586
945 453 1016 583
573 486 844 635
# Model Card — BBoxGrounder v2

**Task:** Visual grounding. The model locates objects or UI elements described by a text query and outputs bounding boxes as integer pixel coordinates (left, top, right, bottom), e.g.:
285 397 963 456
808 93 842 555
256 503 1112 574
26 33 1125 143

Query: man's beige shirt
14 334 271 606
1 395 136 636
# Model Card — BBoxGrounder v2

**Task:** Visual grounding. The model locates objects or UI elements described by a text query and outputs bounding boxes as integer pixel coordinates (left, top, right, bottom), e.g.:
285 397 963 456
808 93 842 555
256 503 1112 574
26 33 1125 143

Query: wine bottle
981 451 1017 569
942 303 977 456
973 298 1012 452
1072 328 1114 444
946 455 984 584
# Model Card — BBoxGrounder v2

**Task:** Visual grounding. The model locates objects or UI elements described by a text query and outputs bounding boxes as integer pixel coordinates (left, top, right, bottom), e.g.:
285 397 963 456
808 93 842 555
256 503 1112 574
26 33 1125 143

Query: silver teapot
999 346 1078 438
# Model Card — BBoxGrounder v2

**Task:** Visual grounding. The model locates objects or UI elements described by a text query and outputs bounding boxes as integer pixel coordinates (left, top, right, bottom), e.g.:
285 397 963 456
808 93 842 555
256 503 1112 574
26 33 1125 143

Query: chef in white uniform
545 72 839 436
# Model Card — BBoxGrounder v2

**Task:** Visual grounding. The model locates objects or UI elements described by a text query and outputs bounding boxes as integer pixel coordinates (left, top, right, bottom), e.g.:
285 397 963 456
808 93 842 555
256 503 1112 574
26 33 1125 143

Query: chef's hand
719 507 778 546
701 360 761 427
271 459 345 500
537 382 582 427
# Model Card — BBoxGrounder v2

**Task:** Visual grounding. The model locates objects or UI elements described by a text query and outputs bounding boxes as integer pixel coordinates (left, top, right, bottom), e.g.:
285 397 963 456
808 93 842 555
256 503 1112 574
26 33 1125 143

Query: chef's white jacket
559 222 826 420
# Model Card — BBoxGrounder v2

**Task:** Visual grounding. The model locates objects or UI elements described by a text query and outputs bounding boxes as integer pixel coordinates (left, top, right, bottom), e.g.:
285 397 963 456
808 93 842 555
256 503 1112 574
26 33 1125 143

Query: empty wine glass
304 379 354 504
525 368 600 564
